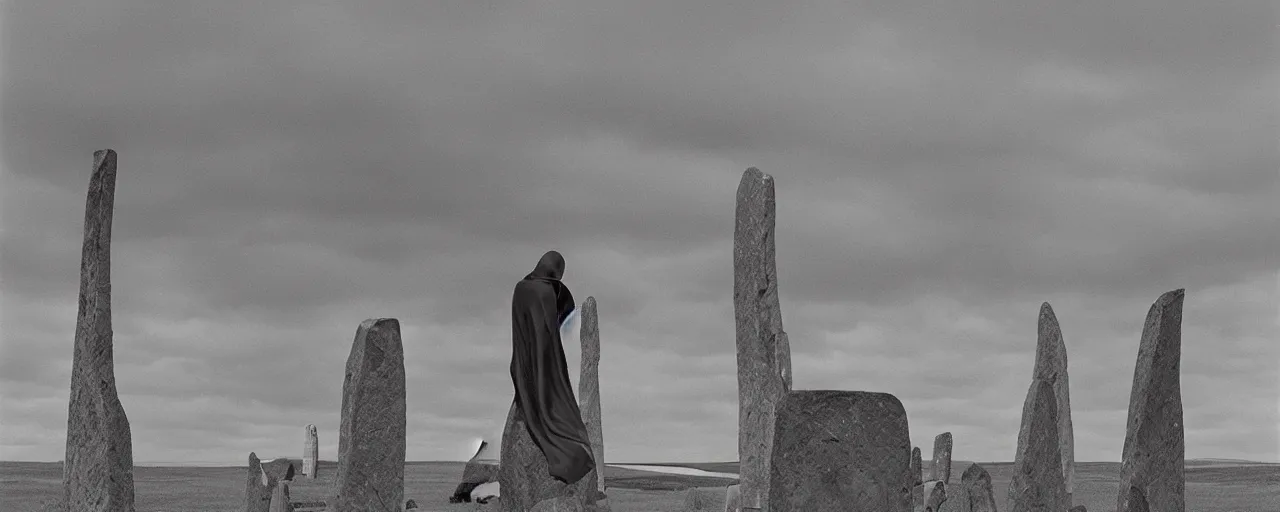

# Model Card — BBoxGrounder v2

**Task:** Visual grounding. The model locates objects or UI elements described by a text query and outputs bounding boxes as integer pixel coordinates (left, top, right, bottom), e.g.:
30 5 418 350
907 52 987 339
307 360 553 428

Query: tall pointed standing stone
1033 303 1075 502
931 432 953 485
302 424 318 479
1116 289 1186 512
578 296 609 510
62 149 136 512
1008 379 1066 512
733 167 793 511
910 447 923 486
328 318 406 512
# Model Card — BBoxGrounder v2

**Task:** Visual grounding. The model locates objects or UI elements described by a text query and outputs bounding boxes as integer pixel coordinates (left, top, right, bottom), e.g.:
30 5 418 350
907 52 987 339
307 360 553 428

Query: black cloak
509 250 595 484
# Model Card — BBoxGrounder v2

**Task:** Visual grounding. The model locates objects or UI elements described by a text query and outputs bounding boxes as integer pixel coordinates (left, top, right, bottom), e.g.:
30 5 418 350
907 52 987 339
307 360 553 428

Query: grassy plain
2 459 1277 511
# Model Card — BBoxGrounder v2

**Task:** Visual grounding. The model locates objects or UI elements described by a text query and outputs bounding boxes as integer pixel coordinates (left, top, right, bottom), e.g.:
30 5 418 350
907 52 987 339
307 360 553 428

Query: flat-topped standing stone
328 318 407 512
767 390 913 511
1008 379 1066 512
1116 290 1186 512
246 452 272 512
499 400 598 512
578 297 610 511
1033 303 1075 503
931 432 953 485
910 447 923 486
302 425 318 479
734 167 793 511
62 149 135 512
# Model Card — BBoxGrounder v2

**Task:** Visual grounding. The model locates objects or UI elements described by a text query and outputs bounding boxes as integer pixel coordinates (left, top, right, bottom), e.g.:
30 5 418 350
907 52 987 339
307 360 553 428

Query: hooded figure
509 250 596 484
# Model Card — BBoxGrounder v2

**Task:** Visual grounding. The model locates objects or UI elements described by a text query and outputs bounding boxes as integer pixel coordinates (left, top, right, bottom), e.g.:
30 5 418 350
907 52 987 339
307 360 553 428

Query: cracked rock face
733 167 793 510
62 149 136 512
767 390 912 511
1116 290 1186 512
328 318 407 512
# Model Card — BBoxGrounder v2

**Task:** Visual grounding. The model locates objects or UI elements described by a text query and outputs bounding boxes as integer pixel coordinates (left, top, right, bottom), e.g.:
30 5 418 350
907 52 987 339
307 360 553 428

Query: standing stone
910 447 923 486
733 167 793 510
268 482 293 512
1116 290 1186 512
263 458 296 483
724 484 741 512
1033 303 1075 502
499 401 598 512
302 425 319 479
931 432 953 484
578 296 609 511
62 149 135 512
767 390 913 512
1008 379 1065 512
939 463 997 512
328 318 407 512
450 440 500 503
246 452 272 512
1121 486 1148 512
914 480 946 511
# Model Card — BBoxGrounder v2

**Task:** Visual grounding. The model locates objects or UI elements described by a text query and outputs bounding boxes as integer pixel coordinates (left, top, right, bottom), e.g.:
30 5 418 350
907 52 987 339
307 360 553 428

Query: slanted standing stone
328 318 407 512
450 441 499 503
1116 290 1186 512
246 452 272 512
578 296 610 511
302 425 319 479
62 149 136 512
910 447 923 486
734 167 793 510
499 401 598 512
1008 379 1066 512
1034 303 1075 503
931 432 953 485
767 390 912 511
269 483 293 512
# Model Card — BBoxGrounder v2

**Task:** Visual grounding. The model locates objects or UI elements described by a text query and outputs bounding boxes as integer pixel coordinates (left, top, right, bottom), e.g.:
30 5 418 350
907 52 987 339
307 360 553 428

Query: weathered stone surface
767 390 913 511
940 463 997 512
263 458 295 483
1033 302 1075 500
529 495 591 512
328 318 407 512
724 484 741 512
733 167 793 510
913 480 945 511
910 447 923 486
931 433 953 484
246 452 272 512
62 149 135 512
499 401 598 512
1121 485 1148 512
1116 289 1186 512
1069 506 1087 512
302 425 318 479
268 483 292 512
578 296 609 509
1008 379 1066 512
451 441 500 503
404 499 418 509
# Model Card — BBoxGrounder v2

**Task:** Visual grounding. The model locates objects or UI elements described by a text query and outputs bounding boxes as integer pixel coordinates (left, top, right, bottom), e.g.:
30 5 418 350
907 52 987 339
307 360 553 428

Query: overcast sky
1 1 1277 466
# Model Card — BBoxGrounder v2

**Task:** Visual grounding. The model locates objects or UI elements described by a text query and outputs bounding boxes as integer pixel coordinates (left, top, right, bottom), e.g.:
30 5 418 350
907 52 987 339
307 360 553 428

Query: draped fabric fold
509 250 595 484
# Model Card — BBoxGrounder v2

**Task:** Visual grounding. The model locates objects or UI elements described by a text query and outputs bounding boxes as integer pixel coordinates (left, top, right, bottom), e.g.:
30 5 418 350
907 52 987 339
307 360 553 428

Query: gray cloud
2 0 1276 465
